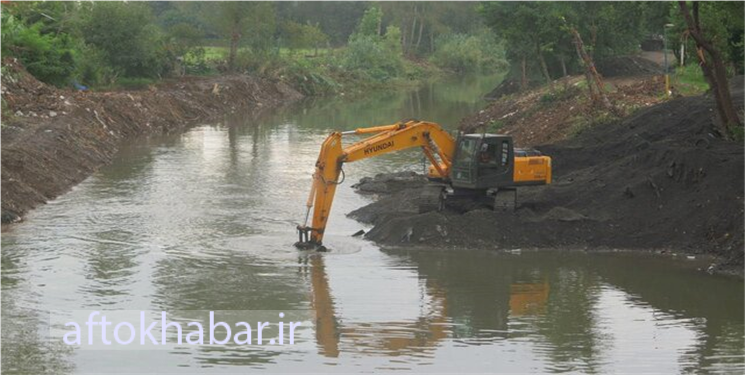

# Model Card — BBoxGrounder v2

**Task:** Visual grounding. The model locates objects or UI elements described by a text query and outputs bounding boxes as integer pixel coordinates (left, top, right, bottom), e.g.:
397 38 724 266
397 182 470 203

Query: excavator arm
296 120 456 247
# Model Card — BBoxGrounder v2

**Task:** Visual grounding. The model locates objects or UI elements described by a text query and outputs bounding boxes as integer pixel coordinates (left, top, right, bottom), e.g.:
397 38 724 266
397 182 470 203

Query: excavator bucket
294 226 328 251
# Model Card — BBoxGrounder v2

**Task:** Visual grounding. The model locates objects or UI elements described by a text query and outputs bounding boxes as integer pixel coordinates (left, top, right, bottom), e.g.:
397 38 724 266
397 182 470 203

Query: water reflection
306 254 449 359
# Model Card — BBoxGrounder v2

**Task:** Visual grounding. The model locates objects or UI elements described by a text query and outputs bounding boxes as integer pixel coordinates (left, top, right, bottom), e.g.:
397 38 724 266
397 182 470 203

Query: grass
672 64 708 96
94 77 157 91
568 110 617 137
488 119 506 132
199 46 333 62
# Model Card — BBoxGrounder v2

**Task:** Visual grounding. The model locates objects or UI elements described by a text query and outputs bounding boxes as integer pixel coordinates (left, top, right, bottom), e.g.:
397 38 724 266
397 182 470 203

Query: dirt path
1 59 303 223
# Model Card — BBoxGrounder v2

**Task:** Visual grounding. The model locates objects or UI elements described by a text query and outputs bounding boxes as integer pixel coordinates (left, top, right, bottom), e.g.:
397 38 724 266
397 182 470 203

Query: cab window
479 143 499 166
501 140 510 166
457 138 477 165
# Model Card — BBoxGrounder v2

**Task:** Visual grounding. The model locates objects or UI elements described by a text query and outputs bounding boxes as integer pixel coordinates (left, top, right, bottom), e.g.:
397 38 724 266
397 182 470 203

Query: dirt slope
1 58 302 222
350 81 744 276
461 75 668 147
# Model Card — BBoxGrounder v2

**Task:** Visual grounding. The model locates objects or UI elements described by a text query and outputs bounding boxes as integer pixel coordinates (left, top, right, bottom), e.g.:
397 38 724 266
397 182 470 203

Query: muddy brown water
2 75 743 374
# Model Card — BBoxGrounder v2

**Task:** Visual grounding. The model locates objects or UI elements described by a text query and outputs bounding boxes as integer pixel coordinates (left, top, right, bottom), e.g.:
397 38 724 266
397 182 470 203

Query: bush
1 14 77 86
429 31 507 73
342 26 404 81
74 45 119 87
283 58 340 96
79 2 172 79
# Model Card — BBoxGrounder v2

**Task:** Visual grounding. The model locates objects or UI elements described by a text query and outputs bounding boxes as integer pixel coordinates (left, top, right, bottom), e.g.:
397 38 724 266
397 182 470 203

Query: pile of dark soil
597 55 664 77
1 58 302 222
351 171 429 195
484 78 521 100
350 81 744 276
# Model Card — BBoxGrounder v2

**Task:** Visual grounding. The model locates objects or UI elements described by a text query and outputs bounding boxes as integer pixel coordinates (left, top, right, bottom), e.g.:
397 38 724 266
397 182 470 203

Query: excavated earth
350 79 744 277
1 58 303 223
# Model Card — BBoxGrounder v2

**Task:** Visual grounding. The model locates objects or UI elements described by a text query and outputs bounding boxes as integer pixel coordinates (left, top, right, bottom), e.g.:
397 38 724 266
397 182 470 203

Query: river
2 74 743 374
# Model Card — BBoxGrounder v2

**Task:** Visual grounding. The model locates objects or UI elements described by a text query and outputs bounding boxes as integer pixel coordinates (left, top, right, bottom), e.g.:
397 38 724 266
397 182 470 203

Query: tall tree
678 1 742 136
201 2 276 72
480 2 558 88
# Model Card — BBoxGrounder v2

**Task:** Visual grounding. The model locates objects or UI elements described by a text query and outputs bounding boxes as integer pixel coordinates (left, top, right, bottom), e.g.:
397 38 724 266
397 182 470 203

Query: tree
200 2 276 72
480 2 558 88
678 1 742 137
78 2 170 78
1 12 77 86
275 2 367 46
480 2 666 87
282 21 328 56
381 2 484 57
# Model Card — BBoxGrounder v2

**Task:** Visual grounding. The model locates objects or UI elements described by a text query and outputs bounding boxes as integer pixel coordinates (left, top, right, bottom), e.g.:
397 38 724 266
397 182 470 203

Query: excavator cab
424 133 551 212
450 134 515 190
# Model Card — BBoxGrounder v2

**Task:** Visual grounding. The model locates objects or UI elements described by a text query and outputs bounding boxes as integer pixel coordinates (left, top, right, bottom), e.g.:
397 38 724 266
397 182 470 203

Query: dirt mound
596 55 664 77
351 171 428 195
352 82 744 275
1 58 302 223
461 75 668 147
484 78 522 100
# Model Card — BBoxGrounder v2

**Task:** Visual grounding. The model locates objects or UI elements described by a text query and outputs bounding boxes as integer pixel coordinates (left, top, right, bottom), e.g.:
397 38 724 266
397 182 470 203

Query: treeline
0 1 505 91
479 2 743 87
480 1 743 137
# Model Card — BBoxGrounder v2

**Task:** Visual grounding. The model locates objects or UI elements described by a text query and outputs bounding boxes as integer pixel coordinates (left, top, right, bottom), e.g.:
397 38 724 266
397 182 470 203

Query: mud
1 58 302 222
351 80 744 276
596 55 664 77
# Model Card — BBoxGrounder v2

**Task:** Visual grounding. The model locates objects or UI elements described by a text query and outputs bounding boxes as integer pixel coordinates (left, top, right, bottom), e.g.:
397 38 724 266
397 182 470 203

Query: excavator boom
297 120 456 246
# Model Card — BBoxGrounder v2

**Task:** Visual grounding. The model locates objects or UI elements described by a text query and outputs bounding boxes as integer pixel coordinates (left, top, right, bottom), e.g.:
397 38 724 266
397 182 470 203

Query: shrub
430 31 507 73
342 26 404 81
79 2 172 79
1 14 77 86
74 45 119 87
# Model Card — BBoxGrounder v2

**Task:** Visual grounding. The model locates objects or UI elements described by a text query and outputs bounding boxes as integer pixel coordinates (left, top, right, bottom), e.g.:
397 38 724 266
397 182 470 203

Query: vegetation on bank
479 2 743 138
0 2 506 96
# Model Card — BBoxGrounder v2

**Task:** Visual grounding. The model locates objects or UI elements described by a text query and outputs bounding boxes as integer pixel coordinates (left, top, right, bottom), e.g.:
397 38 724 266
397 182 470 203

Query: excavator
296 119 551 248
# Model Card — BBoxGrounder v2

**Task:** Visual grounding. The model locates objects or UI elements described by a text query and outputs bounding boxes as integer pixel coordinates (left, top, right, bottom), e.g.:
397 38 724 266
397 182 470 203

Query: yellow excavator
296 120 551 248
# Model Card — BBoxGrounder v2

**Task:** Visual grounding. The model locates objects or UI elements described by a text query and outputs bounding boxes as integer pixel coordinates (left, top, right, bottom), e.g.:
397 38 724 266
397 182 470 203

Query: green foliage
673 64 709 96
429 31 506 73
342 26 404 81
1 0 501 93
342 11 405 82
79 2 171 78
0 13 23 56
1 14 77 86
353 6 383 39
276 2 367 46
282 57 340 96
74 44 118 86
281 21 328 54
488 119 506 132
477 2 737 81
730 125 745 142
204 2 277 54
668 2 744 75
569 110 617 137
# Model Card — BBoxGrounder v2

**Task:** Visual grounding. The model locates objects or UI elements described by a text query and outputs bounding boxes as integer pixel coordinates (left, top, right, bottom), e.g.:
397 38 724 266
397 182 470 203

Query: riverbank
349 78 744 277
1 58 303 223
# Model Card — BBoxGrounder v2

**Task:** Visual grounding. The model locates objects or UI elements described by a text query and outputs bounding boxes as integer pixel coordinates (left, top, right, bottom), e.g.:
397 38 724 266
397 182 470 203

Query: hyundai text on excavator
296 120 551 248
